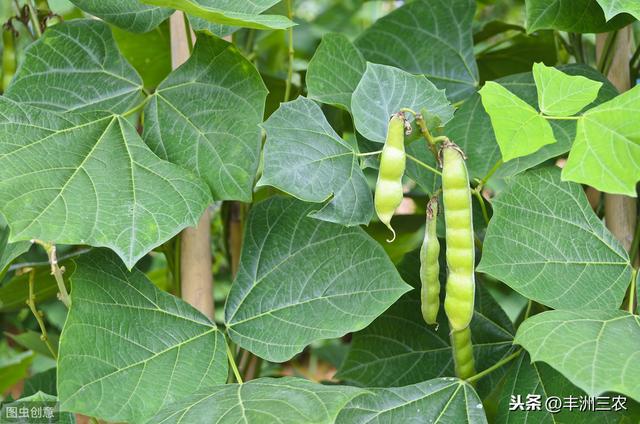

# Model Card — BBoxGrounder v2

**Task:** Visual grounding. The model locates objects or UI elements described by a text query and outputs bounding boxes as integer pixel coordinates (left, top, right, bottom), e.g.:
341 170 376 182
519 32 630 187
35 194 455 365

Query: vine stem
25 269 57 358
629 269 637 314
472 190 490 225
466 349 522 384
406 153 442 176
32 241 71 308
226 342 244 384
542 115 580 120
26 0 42 38
356 150 382 157
283 0 294 102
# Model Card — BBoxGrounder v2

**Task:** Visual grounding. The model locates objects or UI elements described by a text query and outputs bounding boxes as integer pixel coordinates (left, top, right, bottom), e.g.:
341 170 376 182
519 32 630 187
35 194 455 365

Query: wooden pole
170 12 214 319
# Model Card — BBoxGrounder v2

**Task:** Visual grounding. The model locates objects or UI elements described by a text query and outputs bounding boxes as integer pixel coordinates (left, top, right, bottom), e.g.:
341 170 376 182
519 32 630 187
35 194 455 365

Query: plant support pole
596 27 638 310
170 12 214 319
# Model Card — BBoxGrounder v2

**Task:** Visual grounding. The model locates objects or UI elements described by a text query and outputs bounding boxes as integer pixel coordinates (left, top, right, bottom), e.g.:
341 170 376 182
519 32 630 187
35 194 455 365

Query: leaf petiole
226 340 244 384
406 153 442 176
356 150 382 157
466 349 522 384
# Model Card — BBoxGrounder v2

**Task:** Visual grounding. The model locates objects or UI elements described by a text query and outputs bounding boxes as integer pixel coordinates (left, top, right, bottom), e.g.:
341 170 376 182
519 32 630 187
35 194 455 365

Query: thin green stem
628 268 637 314
406 153 442 176
477 159 503 188
283 0 294 102
628 217 640 266
26 269 57 359
26 0 42 38
33 241 70 308
226 341 244 384
466 349 522 383
356 150 382 157
541 115 581 121
523 300 533 321
473 190 490 225
122 95 152 118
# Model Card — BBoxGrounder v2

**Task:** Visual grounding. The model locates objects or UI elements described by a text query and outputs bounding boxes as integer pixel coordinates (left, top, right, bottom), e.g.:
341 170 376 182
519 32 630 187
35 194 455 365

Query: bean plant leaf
525 0 634 33
352 63 454 143
186 0 281 38
306 33 366 112
1 392 76 424
225 197 411 362
141 0 295 30
58 250 228 423
338 249 514 398
22 368 58 397
479 81 556 161
595 0 640 20
258 97 373 226
69 0 172 33
335 378 488 423
143 34 267 202
0 98 211 269
0 343 33 394
533 62 603 116
562 85 640 196
515 310 640 402
149 377 366 424
495 352 638 423
355 0 479 101
5 20 143 114
478 167 631 310
0 223 30 274
448 65 617 180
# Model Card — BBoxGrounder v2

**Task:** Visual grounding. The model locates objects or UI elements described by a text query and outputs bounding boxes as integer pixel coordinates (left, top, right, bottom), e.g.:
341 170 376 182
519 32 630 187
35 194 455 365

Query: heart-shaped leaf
69 0 172 33
225 197 411 362
0 98 211 269
352 63 453 143
58 250 228 422
149 377 366 424
143 34 267 201
515 310 640 402
355 0 479 101
6 20 143 114
478 167 631 310
258 97 373 226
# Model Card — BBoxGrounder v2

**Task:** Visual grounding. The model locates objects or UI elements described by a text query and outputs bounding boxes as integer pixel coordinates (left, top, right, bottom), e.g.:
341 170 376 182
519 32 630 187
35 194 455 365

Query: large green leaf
495 352 639 423
479 81 556 161
258 97 373 226
533 63 603 117
352 63 454 143
336 378 488 423
306 33 366 112
1 392 75 424
5 20 143 114
337 249 514 397
69 0 172 33
22 368 58 398
0 98 211 270
149 377 366 424
478 167 631 310
143 34 266 202
6 330 59 359
562 85 640 196
595 0 640 20
225 197 411 362
525 0 634 33
58 250 228 422
447 65 617 181
515 310 640 402
355 0 479 101
141 0 294 30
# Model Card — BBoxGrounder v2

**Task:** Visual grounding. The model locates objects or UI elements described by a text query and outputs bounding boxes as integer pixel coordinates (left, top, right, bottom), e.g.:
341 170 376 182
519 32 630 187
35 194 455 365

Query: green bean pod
419 196 440 325
441 140 475 331
375 113 406 242
450 327 476 379
2 29 16 93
